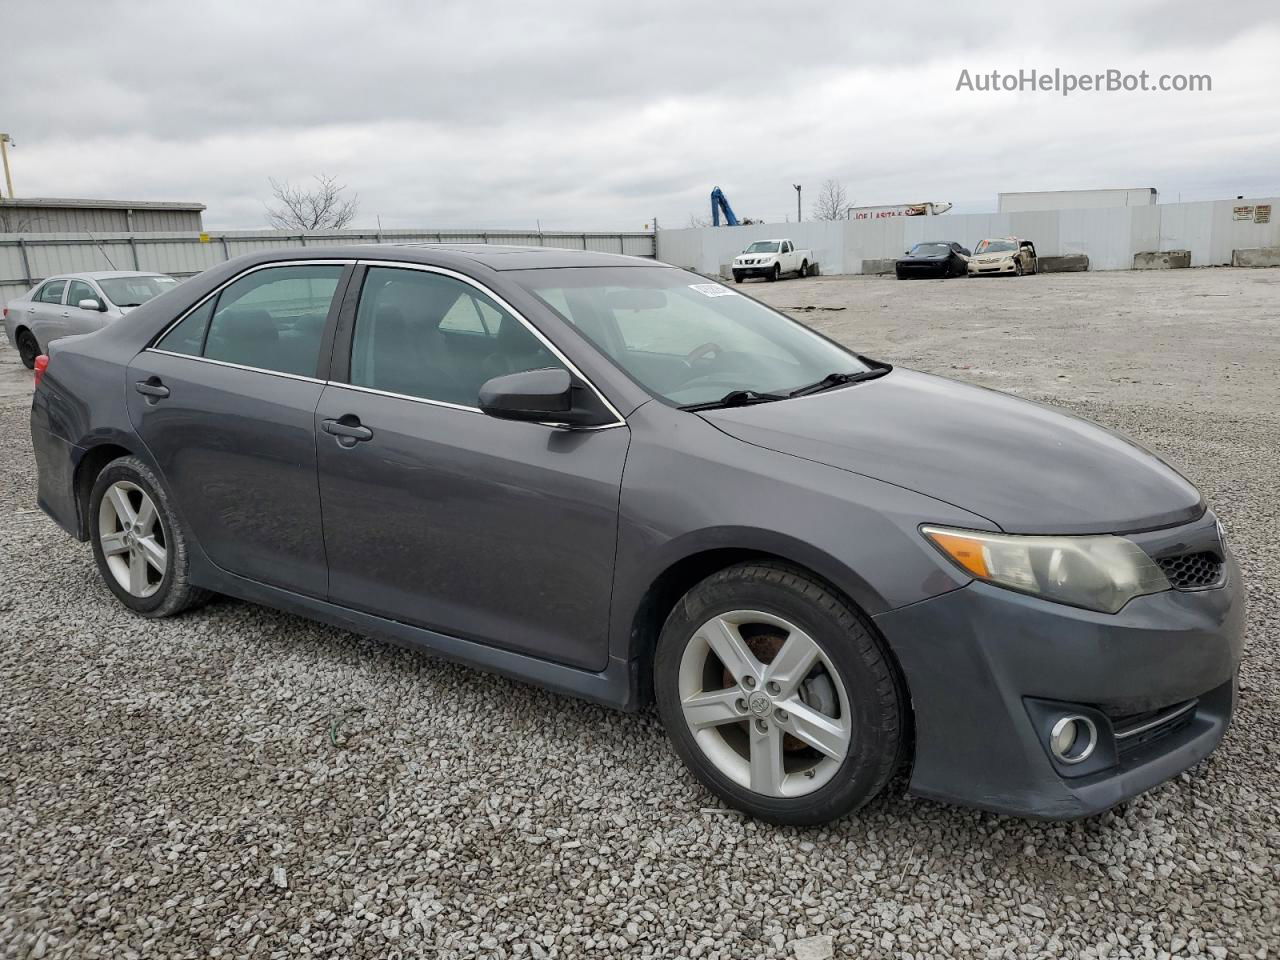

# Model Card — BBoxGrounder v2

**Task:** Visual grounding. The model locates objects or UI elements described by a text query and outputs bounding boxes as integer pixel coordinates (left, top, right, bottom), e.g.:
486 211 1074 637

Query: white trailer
998 188 1157 213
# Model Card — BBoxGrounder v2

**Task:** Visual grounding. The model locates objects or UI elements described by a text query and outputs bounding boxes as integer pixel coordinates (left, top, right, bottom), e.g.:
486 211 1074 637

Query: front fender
609 404 995 662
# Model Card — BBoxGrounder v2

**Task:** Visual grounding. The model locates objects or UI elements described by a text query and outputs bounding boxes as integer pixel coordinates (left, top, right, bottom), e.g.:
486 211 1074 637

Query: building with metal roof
0 197 206 233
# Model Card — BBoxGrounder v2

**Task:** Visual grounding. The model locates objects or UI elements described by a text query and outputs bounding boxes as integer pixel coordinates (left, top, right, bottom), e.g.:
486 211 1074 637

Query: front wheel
16 329 40 369
89 456 213 617
1014 260 1024 277
732 272 743 284
655 562 904 825
768 264 780 282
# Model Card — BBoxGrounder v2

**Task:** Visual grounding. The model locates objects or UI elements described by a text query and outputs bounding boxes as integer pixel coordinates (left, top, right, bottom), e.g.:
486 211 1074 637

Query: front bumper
732 262 778 277
969 259 1018 275
896 260 950 278
873 529 1245 818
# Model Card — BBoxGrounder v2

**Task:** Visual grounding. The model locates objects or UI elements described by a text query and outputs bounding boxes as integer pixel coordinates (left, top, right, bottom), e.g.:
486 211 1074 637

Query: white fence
0 228 657 305
657 196 1280 276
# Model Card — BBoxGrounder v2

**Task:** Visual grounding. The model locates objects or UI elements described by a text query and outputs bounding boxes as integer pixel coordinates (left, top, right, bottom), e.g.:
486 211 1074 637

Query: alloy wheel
677 610 851 797
97 480 167 598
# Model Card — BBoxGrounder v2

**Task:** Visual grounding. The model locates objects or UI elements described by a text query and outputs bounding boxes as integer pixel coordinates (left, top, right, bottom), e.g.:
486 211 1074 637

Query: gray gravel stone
2 269 1279 958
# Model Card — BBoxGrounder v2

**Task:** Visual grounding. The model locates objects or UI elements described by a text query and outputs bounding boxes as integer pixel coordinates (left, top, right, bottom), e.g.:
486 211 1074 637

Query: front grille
1156 551 1224 589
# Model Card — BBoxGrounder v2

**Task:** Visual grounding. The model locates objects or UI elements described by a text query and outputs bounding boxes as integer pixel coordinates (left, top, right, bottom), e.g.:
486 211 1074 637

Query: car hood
973 251 1014 262
701 369 1203 535
899 254 948 262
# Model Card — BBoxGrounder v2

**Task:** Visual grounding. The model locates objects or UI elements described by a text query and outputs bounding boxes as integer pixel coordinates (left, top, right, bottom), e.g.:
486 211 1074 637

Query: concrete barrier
1231 246 1280 267
1038 254 1090 273
1133 250 1191 269
862 259 897 275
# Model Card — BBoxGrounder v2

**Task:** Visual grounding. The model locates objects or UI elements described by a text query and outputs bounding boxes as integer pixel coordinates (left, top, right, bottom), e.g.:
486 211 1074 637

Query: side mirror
478 368 608 427
77 298 103 311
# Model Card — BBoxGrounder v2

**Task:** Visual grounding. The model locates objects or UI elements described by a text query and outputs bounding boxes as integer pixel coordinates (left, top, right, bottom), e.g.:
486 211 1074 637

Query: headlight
921 526 1171 613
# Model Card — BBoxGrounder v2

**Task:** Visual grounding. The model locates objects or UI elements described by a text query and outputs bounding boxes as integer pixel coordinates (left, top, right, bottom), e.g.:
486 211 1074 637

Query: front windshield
975 239 1016 254
744 241 780 253
909 243 951 256
98 275 178 307
511 266 868 407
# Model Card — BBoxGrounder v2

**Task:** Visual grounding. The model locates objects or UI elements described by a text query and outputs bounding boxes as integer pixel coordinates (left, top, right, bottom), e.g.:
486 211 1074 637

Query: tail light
34 354 49 387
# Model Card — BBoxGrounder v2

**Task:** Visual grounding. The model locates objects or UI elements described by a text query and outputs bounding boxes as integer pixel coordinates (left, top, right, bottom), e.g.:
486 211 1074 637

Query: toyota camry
30 245 1244 824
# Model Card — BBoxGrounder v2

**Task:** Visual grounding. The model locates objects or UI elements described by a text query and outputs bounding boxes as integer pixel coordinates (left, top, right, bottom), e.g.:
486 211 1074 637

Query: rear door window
161 265 343 376
37 280 67 304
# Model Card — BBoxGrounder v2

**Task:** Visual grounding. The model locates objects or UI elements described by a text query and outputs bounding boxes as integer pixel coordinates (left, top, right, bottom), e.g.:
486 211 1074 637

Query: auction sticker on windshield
689 283 738 298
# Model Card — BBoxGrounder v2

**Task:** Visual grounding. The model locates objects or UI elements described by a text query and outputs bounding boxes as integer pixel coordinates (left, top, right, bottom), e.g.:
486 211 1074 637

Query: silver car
4 271 179 368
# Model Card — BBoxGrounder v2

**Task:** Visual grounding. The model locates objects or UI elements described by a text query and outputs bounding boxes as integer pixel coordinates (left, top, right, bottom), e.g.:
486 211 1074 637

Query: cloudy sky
8 1 1279 230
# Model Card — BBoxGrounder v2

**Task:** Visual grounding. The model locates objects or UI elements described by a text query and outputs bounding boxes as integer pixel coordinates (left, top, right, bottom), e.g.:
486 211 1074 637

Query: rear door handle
135 379 170 399
321 417 373 443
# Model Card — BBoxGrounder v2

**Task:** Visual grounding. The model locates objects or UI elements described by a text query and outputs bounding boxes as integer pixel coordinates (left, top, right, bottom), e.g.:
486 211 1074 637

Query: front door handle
135 378 170 400
321 417 373 444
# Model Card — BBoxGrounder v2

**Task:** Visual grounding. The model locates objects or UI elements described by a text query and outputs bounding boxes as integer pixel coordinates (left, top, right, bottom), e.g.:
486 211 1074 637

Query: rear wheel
89 456 213 617
799 260 809 278
16 329 40 369
655 562 904 825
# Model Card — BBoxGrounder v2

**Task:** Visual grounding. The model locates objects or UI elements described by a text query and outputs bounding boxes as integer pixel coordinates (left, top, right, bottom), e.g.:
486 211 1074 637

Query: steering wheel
685 342 723 366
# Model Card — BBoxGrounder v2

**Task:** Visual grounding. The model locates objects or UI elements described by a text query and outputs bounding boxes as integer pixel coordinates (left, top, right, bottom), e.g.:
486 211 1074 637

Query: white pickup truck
731 239 813 282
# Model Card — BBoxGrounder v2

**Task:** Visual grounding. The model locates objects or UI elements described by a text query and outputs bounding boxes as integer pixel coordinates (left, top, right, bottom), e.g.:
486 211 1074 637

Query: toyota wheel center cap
748 691 772 716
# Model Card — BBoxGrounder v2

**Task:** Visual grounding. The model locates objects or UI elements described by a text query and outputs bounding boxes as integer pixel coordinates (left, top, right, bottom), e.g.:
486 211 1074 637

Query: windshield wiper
680 389 788 412
788 358 893 398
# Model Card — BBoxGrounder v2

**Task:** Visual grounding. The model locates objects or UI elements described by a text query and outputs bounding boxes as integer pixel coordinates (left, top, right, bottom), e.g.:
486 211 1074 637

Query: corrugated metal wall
0 205 204 233
658 196 1280 275
0 228 657 305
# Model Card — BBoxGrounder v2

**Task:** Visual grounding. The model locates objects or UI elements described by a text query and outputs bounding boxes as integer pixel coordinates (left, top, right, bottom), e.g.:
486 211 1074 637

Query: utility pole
0 134 14 199
793 183 802 223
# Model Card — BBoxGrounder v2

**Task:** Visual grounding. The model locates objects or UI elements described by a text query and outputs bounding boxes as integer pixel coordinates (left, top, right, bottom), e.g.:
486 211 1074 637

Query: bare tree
811 179 850 221
265 174 359 231
688 212 711 228
0 207 42 233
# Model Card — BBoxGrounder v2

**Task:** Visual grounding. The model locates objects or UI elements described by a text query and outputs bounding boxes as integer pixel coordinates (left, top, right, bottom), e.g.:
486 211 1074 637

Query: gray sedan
4 271 178 368
29 245 1243 825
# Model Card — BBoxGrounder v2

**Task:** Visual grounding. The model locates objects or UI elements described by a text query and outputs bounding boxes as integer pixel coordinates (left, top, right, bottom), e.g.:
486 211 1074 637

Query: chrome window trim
143 348 326 385
353 259 627 428
150 259 355 346
143 257 626 430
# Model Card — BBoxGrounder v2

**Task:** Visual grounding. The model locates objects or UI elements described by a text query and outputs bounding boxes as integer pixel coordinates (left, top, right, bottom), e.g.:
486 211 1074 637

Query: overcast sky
8 1 1279 230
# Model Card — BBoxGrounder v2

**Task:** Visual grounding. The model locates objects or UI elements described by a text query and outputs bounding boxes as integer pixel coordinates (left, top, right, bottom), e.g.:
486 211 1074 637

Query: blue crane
710 186 739 227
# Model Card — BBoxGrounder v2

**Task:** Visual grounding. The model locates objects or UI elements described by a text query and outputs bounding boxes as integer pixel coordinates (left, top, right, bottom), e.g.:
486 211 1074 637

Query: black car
895 241 970 279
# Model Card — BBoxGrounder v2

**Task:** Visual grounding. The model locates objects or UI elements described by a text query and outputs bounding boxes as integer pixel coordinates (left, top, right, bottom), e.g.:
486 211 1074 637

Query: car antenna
85 229 118 270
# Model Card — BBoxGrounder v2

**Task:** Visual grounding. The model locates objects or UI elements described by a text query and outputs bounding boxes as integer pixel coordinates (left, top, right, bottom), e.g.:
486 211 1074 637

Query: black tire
89 455 213 617
768 264 780 282
16 328 40 369
895 270 906 280
799 260 809 278
1014 260 1024 277
654 561 904 825
732 272 743 284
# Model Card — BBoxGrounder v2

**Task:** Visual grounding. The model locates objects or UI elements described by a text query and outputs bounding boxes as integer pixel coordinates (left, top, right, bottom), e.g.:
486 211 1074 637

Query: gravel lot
2 267 1277 959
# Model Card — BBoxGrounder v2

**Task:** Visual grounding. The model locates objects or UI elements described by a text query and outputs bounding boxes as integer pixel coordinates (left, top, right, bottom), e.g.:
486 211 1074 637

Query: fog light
1049 715 1097 765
